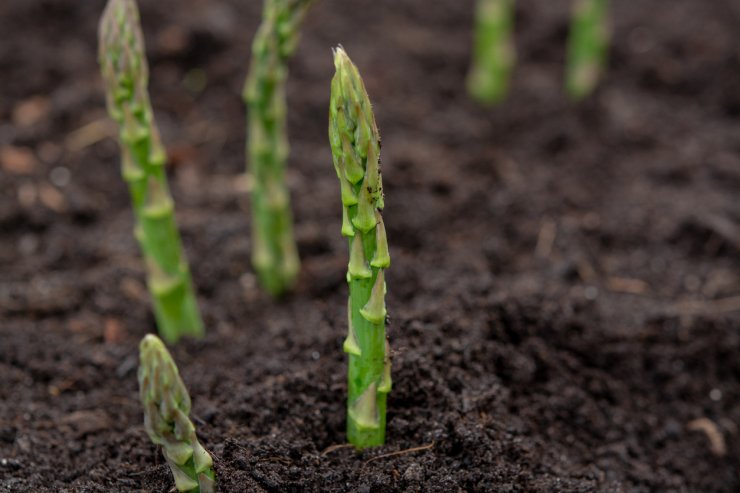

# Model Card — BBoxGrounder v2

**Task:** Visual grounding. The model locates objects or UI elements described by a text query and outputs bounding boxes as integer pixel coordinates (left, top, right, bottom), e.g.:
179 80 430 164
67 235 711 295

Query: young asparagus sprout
99 0 203 343
467 0 516 105
329 47 392 449
243 0 314 296
138 334 216 493
565 0 610 100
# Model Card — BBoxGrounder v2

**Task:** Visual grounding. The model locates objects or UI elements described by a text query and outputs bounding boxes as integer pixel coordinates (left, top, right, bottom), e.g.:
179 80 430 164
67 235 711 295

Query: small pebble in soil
17 234 39 256
0 427 16 443
116 354 138 378
0 458 22 470
239 272 260 302
17 182 37 207
584 286 599 300
49 166 70 187
201 408 218 423
403 462 424 483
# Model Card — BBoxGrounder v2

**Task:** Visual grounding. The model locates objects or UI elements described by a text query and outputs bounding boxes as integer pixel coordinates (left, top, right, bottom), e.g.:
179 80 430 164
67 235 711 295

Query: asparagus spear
138 334 216 493
467 0 516 105
565 0 610 100
329 47 392 449
243 0 313 296
99 0 203 343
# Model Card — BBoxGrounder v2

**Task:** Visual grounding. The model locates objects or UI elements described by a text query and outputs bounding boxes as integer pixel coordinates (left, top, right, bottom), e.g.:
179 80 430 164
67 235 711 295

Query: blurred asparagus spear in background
329 47 392 449
467 0 516 104
99 0 203 343
243 0 313 296
139 335 216 493
565 0 610 100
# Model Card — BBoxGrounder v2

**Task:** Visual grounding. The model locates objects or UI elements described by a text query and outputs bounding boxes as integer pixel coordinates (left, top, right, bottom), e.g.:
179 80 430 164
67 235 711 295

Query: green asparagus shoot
467 0 516 105
99 0 203 343
138 334 216 493
243 0 313 297
565 0 610 100
329 47 392 449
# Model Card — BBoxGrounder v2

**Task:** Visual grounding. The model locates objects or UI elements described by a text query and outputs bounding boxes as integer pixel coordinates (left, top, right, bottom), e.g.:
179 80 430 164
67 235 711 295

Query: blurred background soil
1 0 739 491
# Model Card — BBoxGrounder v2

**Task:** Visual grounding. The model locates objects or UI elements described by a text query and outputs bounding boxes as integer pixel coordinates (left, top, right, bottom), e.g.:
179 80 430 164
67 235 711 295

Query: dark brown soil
2 0 740 491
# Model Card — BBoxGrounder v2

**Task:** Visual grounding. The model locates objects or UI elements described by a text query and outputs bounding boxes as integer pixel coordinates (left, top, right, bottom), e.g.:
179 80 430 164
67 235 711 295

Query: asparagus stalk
467 0 516 105
329 47 392 449
565 0 610 100
243 0 313 296
138 335 216 493
99 0 203 343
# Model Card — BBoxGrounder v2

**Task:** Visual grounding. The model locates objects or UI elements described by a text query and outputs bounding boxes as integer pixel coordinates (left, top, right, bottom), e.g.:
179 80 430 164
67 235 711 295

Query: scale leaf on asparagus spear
329 47 392 449
99 0 203 343
243 0 313 296
138 334 216 493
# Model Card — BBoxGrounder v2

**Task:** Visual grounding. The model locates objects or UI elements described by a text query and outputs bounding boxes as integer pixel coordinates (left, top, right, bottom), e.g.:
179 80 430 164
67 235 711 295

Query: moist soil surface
2 0 740 491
